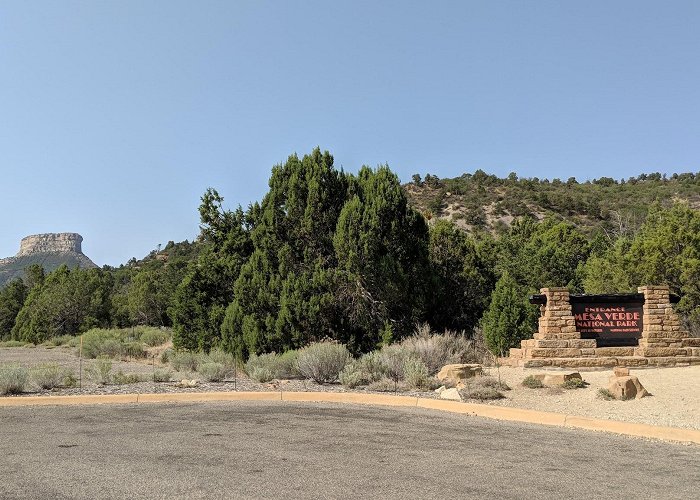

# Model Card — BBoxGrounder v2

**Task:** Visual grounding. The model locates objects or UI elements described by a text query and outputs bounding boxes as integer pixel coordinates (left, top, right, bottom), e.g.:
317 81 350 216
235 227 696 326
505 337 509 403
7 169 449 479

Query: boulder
531 372 582 386
179 379 199 388
607 375 649 400
613 367 630 377
437 364 482 386
439 388 462 401
434 385 446 394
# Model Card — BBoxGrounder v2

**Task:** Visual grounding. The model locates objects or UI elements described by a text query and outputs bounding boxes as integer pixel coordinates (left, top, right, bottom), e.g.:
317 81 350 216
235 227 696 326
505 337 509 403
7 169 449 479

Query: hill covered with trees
405 170 700 237
1 149 699 356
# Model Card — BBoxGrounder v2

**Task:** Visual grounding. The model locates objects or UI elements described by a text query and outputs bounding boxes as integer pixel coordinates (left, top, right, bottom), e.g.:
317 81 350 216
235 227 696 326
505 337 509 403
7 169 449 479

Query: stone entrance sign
507 286 700 368
571 295 644 347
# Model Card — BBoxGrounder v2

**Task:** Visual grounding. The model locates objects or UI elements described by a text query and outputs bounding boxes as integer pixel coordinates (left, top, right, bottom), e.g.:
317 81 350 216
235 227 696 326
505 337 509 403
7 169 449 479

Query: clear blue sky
1 1 698 266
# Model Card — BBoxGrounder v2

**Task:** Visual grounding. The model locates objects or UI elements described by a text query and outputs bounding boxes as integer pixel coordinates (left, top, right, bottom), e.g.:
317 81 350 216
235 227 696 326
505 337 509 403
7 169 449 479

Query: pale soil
481 365 700 431
2 347 698 431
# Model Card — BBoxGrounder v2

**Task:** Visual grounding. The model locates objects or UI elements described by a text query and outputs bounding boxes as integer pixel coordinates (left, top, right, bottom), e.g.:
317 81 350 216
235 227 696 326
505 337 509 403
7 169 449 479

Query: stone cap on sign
529 291 681 306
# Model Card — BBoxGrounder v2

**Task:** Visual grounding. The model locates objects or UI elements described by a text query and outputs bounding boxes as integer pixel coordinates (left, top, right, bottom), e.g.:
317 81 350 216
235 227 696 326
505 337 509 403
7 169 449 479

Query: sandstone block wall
509 285 700 368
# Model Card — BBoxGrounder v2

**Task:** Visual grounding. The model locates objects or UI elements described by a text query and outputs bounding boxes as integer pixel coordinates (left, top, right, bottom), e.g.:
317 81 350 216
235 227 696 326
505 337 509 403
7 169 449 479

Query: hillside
404 171 700 235
0 233 97 288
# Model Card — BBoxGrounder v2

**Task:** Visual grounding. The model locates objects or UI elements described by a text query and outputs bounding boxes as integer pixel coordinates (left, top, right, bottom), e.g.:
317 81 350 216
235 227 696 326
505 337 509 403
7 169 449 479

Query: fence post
79 335 83 390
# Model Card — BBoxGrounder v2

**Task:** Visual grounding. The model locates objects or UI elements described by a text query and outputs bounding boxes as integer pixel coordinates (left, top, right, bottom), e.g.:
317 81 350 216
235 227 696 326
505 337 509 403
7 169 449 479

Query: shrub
246 353 279 382
199 362 230 382
170 351 201 372
206 349 236 369
86 357 113 385
79 328 150 359
0 340 25 348
561 378 587 390
460 386 505 400
403 358 434 390
44 335 75 347
0 364 29 394
122 341 145 359
276 350 300 379
597 388 616 400
112 371 145 385
459 376 509 400
160 348 173 364
153 369 173 383
379 344 414 385
338 363 367 389
296 341 351 384
139 328 171 347
522 375 544 389
248 365 275 383
401 326 473 374
31 363 73 389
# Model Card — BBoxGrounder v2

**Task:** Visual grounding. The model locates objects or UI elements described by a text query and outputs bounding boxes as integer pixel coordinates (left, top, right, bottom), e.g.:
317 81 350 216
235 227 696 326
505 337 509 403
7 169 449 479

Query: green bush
296 341 351 384
170 351 201 372
460 386 505 400
112 371 145 385
379 344 414 385
276 350 300 379
522 375 544 389
339 351 387 389
160 348 173 364
205 349 236 369
80 329 148 359
400 326 474 374
248 365 274 383
153 369 173 383
0 364 29 394
245 351 299 382
403 358 434 390
561 378 587 389
597 388 616 400
0 340 25 348
460 376 509 400
86 357 113 385
338 364 367 389
199 362 230 382
44 335 75 347
138 327 171 347
30 363 73 390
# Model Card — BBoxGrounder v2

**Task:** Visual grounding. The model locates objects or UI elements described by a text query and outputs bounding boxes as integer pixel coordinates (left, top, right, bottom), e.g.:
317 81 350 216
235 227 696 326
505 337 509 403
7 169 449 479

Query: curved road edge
1 391 698 445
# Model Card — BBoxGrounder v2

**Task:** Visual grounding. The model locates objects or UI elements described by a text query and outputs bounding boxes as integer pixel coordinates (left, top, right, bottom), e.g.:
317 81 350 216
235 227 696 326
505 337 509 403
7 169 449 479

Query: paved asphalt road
0 401 697 499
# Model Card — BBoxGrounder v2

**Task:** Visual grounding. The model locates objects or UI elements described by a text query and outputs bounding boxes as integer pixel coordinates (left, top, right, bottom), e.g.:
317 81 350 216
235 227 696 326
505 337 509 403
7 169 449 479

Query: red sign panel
572 302 643 346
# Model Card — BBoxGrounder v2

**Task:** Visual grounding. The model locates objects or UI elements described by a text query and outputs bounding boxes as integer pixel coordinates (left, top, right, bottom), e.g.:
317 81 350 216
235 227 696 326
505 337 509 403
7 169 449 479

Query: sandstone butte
0 233 97 287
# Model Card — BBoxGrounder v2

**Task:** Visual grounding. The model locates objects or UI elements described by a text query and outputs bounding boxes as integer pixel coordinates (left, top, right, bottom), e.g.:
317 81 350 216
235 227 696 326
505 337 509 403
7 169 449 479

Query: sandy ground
2 347 698 431
481 364 700 430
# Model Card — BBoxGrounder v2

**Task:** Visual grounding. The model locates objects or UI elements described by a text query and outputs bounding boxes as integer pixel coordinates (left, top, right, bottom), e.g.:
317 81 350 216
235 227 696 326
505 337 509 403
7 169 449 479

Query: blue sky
1 1 698 265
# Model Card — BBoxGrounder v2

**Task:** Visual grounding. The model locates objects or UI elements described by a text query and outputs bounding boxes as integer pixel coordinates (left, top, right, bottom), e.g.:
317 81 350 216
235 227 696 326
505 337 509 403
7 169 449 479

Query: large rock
607 375 649 400
531 372 582 386
437 364 482 386
439 388 462 401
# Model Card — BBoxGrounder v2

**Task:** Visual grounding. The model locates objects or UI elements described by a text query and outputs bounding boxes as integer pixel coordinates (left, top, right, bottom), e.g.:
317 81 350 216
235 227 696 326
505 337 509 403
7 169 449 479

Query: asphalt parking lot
0 401 697 499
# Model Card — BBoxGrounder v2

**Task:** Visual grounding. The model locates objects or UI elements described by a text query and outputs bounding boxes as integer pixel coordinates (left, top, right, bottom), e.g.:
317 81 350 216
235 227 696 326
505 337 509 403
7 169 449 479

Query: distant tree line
1 149 699 355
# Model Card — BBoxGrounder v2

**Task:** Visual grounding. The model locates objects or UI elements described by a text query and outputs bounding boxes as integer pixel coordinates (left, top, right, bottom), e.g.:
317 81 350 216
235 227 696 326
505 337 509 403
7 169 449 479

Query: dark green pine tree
221 148 348 357
170 190 253 351
333 165 431 351
480 271 535 357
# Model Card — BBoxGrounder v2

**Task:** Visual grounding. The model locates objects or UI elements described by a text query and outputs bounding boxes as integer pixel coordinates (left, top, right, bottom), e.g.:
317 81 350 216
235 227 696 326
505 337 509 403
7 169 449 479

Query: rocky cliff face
0 233 97 288
17 233 84 256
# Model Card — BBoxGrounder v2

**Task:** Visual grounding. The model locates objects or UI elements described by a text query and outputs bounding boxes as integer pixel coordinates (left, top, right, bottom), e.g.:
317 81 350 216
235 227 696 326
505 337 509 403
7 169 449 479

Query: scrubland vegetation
1 148 699 377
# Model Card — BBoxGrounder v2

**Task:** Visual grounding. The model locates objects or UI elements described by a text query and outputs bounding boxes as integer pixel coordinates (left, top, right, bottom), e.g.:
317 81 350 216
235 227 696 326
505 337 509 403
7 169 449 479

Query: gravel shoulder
2 347 698 431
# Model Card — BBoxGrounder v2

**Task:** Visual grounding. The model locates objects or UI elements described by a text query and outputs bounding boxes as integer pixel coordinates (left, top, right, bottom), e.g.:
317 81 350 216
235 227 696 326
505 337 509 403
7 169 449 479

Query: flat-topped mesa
18 233 84 256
